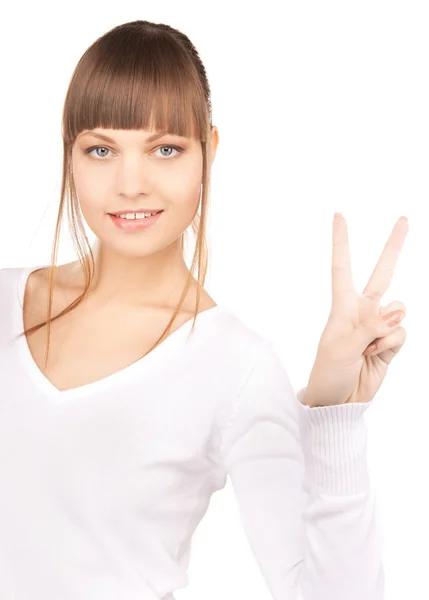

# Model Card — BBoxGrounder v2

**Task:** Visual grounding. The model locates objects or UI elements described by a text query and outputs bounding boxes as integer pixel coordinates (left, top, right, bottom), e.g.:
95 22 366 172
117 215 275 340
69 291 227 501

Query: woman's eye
85 146 113 159
85 145 184 160
153 145 184 158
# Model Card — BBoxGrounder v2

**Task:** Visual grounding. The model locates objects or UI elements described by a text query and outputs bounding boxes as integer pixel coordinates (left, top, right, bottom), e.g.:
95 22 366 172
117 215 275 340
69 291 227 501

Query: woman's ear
209 125 219 166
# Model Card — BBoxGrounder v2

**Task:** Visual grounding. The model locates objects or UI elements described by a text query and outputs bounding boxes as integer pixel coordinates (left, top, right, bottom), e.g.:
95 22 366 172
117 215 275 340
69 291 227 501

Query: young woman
0 19 408 600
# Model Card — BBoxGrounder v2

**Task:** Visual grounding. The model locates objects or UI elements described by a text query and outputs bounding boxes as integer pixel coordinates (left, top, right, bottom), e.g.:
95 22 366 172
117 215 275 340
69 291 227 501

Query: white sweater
0 265 383 600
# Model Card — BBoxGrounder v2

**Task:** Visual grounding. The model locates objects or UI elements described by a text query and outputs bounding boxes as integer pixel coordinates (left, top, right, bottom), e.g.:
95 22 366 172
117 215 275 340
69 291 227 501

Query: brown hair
15 20 214 369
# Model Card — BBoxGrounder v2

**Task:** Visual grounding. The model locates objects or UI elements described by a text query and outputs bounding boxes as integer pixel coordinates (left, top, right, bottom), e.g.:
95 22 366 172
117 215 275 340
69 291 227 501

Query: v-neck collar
14 264 223 403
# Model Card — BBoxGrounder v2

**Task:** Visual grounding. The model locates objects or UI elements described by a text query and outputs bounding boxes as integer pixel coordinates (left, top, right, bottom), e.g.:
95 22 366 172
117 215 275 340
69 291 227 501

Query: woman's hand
302 213 409 408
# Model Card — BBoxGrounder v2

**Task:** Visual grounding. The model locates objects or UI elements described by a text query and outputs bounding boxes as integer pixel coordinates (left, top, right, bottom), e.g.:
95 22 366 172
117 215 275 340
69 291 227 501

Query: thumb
379 301 406 320
356 301 406 350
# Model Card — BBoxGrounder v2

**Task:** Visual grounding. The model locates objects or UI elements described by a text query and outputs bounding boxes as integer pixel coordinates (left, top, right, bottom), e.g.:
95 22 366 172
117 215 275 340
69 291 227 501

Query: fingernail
384 310 404 326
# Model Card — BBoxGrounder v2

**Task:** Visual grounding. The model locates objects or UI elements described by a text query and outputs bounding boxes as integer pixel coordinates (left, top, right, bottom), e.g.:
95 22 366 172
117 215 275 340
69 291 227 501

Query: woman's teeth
118 212 155 219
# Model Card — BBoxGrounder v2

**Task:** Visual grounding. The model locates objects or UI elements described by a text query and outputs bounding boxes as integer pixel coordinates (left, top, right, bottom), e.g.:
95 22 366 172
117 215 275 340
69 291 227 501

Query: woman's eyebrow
77 130 185 144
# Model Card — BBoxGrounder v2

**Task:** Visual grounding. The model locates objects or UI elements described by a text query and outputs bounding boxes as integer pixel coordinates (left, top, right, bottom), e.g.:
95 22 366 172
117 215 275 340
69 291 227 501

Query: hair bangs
62 25 211 145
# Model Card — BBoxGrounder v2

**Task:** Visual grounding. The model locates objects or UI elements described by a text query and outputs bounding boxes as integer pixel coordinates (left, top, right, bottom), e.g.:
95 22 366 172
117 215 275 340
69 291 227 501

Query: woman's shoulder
200 304 274 373
0 264 27 297
0 265 33 329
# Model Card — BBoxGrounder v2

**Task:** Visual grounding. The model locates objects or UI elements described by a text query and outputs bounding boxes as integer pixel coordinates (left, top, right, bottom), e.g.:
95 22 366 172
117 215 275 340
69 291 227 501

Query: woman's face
71 126 218 259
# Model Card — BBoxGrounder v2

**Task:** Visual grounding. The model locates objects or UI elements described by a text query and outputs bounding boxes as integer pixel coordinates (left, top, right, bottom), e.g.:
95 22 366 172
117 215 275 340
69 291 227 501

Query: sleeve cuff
295 387 373 494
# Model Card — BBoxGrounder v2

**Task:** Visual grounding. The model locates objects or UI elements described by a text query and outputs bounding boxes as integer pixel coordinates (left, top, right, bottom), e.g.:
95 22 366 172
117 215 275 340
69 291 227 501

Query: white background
0 1 427 598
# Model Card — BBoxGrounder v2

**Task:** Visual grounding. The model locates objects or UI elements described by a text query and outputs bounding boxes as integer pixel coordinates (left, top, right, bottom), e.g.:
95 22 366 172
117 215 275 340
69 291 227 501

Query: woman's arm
217 340 384 600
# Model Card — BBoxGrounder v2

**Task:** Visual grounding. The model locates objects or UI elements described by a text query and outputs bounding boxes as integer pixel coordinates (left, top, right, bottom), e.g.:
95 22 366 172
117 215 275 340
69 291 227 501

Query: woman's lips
109 210 164 231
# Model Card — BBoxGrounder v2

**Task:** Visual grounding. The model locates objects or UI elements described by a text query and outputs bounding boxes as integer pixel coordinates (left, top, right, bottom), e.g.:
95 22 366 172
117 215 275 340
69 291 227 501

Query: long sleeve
217 340 384 600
